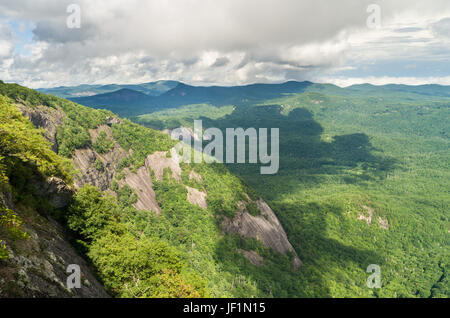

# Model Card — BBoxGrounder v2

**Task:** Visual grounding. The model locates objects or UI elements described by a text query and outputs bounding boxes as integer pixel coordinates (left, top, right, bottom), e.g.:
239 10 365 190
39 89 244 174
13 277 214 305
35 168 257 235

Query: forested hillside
0 81 303 298
135 86 450 297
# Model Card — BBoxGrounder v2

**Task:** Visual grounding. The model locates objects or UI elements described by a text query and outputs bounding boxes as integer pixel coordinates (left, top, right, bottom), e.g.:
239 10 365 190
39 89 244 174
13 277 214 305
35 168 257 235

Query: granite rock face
222 199 302 270
18 104 65 153
35 177 74 209
72 125 128 191
0 193 109 298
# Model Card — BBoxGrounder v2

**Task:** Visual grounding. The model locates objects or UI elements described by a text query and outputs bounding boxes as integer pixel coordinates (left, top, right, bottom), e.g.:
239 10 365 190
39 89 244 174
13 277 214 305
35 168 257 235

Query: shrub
93 131 114 154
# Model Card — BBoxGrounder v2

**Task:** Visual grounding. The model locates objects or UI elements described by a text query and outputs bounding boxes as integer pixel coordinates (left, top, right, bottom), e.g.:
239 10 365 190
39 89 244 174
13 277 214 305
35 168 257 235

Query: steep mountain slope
0 94 108 297
0 81 302 297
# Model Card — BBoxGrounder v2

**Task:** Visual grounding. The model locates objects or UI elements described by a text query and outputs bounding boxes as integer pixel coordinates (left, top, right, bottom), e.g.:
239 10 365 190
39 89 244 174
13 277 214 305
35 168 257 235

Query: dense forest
136 88 450 297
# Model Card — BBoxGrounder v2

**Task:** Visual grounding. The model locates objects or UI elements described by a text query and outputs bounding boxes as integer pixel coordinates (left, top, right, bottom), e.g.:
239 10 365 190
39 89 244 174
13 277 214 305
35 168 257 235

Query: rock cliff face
35 177 74 209
222 199 302 270
72 125 128 191
117 166 161 214
0 191 108 298
145 149 182 182
3 105 110 297
17 104 65 153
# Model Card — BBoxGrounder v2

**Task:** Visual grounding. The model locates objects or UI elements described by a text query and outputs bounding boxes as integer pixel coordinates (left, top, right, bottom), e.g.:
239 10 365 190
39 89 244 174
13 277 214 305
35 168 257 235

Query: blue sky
0 0 449 88
9 20 34 56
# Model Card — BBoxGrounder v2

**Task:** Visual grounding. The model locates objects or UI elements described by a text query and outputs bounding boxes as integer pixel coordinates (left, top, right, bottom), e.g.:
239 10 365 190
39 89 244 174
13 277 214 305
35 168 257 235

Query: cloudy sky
0 0 449 88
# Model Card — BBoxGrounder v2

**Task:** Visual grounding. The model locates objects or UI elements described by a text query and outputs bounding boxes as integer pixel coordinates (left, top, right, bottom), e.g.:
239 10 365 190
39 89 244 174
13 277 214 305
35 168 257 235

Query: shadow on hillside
204 105 396 297
203 105 398 186
212 199 384 297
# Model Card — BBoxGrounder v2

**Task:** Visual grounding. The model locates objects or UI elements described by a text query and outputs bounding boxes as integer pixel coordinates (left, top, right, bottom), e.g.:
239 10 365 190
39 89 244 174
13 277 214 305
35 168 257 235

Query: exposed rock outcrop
189 169 202 182
164 126 201 142
146 148 182 182
378 217 390 230
71 125 170 214
105 116 121 126
15 102 303 293
0 193 108 298
186 186 207 209
222 198 302 270
72 125 128 190
35 177 74 209
237 249 264 267
358 205 374 225
17 104 65 152
117 167 161 214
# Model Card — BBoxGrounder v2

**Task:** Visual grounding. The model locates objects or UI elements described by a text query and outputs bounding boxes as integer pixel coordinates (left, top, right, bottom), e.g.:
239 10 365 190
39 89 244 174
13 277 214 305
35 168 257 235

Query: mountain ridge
38 80 450 117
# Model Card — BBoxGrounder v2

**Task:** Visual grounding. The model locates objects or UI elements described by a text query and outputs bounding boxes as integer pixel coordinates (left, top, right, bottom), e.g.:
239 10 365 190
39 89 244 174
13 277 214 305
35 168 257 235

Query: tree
88 232 206 298
67 184 118 240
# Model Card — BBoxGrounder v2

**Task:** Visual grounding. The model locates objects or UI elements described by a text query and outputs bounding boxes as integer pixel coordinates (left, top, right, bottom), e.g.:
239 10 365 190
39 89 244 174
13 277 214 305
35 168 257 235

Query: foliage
88 232 203 298
94 158 104 171
0 82 211 298
2 80 448 298
67 185 119 241
66 184 207 298
0 205 29 240
56 121 91 157
130 87 449 298
0 94 73 189
0 241 7 259
92 131 114 154
0 79 112 158
116 184 138 208
246 202 260 216
54 102 110 157
111 119 175 170
136 104 234 130
0 203 30 259
0 80 55 108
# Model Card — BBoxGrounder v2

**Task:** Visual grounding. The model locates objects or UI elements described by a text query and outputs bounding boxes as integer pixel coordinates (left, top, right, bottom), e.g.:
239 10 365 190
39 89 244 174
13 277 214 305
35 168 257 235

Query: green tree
67 184 118 240
88 232 205 298
93 131 114 154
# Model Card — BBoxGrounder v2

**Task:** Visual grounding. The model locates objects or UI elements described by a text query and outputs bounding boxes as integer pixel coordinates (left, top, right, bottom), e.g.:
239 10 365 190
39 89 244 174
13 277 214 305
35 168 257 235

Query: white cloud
0 0 449 87
320 76 450 87
0 40 13 58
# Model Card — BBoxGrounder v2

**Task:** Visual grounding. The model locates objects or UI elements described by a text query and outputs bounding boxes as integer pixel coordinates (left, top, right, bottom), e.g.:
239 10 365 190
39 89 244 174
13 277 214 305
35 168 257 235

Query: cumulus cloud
321 76 450 87
0 23 13 58
431 17 450 39
0 0 449 87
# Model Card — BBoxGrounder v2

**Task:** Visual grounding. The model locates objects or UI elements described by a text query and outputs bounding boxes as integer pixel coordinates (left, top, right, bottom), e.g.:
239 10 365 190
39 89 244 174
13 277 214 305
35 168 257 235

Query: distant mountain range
38 80 179 98
38 80 450 117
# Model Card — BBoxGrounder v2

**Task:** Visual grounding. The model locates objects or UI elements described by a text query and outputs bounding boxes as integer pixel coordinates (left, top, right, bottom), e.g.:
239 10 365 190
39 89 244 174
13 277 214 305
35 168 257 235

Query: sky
0 0 449 88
